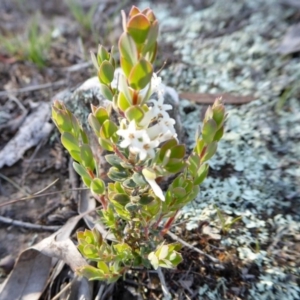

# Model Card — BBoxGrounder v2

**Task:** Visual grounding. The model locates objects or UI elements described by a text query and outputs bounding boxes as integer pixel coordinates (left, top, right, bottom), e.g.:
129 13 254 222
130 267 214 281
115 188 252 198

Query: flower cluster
51 5 226 283
117 73 176 162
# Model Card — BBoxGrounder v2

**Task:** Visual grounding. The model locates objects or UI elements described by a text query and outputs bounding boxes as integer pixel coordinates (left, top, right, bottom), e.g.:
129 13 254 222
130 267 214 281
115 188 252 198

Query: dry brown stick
179 92 255 105
0 204 103 232
0 215 60 231
0 80 66 96
51 280 73 300
167 231 220 263
64 61 92 72
0 187 89 208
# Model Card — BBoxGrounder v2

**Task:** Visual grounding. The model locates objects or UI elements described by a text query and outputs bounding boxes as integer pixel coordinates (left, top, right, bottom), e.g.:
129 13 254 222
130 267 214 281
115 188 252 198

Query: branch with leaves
52 6 226 282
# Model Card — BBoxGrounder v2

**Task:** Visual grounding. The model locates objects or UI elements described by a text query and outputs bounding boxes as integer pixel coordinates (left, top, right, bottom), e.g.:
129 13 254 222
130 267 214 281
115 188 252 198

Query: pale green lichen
139 0 300 298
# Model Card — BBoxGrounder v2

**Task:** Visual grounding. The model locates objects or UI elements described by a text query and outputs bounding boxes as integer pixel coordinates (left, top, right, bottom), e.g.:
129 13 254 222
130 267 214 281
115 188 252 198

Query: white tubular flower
149 97 172 116
146 108 177 143
116 120 159 161
147 120 177 143
151 73 162 93
146 178 165 201
158 115 177 142
142 168 165 201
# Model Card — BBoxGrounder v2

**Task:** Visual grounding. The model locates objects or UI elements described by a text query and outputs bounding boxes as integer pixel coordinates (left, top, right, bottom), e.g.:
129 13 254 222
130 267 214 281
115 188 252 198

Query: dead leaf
277 23 300 55
0 216 87 300
0 255 15 274
179 92 255 104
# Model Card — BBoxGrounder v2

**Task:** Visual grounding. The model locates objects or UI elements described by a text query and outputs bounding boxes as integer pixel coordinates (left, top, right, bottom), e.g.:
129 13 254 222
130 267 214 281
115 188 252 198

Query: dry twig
167 231 220 263
0 80 66 97
179 92 255 105
0 215 60 231
157 267 172 300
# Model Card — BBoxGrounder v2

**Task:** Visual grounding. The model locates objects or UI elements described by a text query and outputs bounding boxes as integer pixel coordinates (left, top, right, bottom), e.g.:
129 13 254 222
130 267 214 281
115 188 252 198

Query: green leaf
70 114 81 138
194 163 209 185
97 261 110 274
100 120 118 142
159 138 178 161
109 45 116 68
80 128 89 144
52 106 72 133
98 45 109 63
98 137 113 151
139 80 153 105
100 84 114 101
139 194 154 205
127 13 150 44
114 202 131 220
213 126 224 141
90 51 99 70
98 61 114 84
77 265 105 281
119 73 132 103
80 144 95 170
170 145 186 159
83 244 97 256
185 185 200 204
214 205 226 226
105 154 123 168
88 114 101 136
227 216 242 228
114 182 125 194
168 252 182 267
171 187 186 198
132 172 147 187
188 154 200 176
148 252 159 270
125 203 138 212
119 32 138 66
202 119 218 144
61 132 81 162
73 162 92 187
113 194 130 206
123 178 137 189
117 92 131 112
95 107 109 126
92 227 103 245
128 58 153 90
158 245 169 260
120 56 134 78
125 106 145 123
129 6 141 18
195 139 205 155
145 41 157 63
168 243 182 252
164 159 185 173
140 197 160 219
201 142 217 163
91 178 105 194
204 106 213 123
107 167 129 182
212 101 225 126
142 20 159 54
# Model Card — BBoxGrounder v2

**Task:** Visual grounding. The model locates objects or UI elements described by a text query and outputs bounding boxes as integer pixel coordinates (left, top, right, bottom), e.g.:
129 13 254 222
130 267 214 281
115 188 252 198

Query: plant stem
154 214 163 229
161 210 178 236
